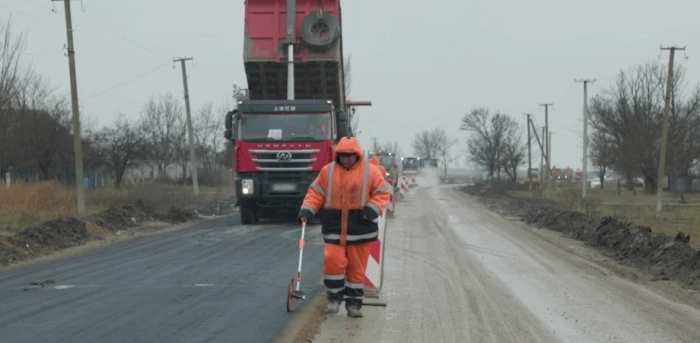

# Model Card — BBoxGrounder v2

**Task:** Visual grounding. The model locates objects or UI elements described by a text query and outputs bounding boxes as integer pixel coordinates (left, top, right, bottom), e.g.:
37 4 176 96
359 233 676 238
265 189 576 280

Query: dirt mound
0 218 90 266
0 195 238 267
88 200 156 232
158 207 198 223
464 185 700 292
195 196 236 216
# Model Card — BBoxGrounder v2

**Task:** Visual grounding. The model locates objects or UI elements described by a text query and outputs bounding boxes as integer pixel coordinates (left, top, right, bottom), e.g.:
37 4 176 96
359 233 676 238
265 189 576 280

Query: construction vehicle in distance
224 0 355 224
400 156 420 187
368 150 399 188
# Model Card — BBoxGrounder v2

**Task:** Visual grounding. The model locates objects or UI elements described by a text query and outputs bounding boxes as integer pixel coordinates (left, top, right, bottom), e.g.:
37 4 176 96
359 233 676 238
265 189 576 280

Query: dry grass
510 185 700 241
0 181 234 235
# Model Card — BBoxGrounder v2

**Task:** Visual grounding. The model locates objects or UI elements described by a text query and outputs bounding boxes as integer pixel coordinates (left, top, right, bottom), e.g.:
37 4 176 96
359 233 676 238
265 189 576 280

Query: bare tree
140 92 183 179
97 115 145 189
173 110 190 182
0 72 74 180
0 17 27 111
434 130 458 178
380 140 404 157
195 101 226 185
589 130 614 189
500 121 527 183
461 108 514 180
411 128 443 159
0 17 28 172
589 61 700 193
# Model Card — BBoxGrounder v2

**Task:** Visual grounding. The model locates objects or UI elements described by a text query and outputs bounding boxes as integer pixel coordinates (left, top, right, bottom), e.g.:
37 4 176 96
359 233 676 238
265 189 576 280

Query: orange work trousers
323 242 371 308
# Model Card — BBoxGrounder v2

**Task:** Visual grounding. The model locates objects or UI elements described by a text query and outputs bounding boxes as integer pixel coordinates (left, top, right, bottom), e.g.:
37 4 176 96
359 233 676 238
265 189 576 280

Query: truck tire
299 10 340 51
240 205 258 225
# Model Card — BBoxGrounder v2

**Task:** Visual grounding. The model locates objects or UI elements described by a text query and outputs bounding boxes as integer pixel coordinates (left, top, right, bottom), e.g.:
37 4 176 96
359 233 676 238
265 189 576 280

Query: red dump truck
224 0 350 224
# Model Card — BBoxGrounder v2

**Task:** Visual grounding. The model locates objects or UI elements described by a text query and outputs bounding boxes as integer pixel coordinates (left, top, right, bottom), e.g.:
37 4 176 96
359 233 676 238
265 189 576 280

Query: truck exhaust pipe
286 0 295 101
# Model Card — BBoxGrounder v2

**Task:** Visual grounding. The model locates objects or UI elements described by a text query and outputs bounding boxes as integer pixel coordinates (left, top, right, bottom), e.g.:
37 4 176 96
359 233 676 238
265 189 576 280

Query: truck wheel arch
299 10 341 51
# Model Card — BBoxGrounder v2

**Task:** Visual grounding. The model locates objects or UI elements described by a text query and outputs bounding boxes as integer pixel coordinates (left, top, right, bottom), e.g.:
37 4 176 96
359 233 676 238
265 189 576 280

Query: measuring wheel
286 278 294 312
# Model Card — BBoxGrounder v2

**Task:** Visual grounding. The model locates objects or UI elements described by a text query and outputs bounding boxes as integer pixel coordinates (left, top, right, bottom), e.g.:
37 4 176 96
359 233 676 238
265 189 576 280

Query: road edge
270 285 327 343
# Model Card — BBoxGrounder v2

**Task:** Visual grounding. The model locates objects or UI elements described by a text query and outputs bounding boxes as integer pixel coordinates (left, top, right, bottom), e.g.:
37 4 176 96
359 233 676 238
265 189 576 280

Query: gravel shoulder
312 181 700 343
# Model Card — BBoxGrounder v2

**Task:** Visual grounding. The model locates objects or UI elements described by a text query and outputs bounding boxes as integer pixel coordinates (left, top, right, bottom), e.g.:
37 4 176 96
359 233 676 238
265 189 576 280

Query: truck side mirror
225 111 233 129
224 129 232 140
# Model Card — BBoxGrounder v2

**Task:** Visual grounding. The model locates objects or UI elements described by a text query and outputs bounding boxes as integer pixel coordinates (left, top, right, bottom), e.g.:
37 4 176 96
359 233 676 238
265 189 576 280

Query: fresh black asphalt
0 215 325 343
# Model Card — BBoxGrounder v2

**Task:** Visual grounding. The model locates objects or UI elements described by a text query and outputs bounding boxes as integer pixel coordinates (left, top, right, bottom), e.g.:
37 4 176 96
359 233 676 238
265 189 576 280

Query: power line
82 7 169 58
83 61 171 100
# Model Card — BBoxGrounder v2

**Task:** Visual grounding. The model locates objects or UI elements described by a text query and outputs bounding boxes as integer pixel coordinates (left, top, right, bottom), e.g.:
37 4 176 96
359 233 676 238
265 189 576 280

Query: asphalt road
314 177 700 343
0 215 326 343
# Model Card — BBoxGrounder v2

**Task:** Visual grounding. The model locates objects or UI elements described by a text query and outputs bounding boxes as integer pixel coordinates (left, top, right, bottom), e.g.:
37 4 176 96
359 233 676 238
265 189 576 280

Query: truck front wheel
240 205 259 225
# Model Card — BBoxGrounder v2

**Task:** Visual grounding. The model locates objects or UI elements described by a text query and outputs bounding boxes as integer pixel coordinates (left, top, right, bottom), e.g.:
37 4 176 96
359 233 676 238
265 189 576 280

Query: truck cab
401 156 420 173
225 99 338 224
368 150 398 186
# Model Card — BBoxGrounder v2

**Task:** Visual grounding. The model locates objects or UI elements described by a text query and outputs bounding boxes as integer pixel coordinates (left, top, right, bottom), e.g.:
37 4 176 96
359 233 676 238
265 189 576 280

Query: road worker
369 156 387 177
298 137 392 318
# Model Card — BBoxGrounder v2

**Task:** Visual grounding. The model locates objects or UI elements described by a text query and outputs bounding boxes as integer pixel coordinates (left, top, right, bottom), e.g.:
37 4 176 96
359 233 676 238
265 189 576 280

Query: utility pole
523 113 533 190
656 45 686 219
174 57 199 196
575 79 595 199
540 103 553 196
54 0 85 216
540 126 545 190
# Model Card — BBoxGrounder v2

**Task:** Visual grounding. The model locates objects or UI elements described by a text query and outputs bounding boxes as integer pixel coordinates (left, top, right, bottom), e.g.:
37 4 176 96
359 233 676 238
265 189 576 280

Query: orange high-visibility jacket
298 137 392 246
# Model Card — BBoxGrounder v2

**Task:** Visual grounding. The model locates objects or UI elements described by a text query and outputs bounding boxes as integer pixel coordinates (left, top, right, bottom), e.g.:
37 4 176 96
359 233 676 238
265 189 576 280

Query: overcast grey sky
3 0 700 170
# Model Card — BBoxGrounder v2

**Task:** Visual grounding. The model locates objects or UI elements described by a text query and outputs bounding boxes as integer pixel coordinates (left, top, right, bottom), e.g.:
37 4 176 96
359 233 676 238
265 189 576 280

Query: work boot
346 307 363 318
326 301 340 314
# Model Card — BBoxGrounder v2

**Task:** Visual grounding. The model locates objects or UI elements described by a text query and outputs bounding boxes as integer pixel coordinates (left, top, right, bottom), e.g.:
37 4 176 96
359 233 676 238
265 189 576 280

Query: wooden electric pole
174 57 199 196
656 45 686 219
540 126 545 190
540 103 553 196
575 79 595 199
54 0 85 216
523 113 533 190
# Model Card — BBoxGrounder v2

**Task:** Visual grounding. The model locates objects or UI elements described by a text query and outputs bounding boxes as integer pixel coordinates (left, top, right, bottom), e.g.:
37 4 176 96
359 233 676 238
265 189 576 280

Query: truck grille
249 149 319 171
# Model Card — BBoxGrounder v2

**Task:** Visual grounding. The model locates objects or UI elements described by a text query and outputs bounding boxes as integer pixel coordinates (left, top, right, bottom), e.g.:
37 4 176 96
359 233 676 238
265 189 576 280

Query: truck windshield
403 159 418 170
377 155 395 170
238 112 332 141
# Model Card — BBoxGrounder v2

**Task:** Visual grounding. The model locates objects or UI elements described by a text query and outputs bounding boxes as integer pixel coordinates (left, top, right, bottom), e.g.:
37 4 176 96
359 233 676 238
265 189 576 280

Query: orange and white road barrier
386 179 395 216
363 207 388 306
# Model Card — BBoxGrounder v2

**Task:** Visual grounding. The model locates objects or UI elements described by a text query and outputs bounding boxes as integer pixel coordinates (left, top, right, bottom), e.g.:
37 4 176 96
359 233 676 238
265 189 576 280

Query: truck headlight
241 179 254 195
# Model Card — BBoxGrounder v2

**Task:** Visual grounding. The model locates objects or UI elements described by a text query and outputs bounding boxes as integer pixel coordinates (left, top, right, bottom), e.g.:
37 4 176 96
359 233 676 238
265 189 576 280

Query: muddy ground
462 182 700 293
0 196 237 267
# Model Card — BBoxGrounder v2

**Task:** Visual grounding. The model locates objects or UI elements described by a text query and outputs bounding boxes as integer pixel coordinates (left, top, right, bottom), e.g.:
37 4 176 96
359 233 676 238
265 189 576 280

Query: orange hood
333 136 364 162
370 156 380 166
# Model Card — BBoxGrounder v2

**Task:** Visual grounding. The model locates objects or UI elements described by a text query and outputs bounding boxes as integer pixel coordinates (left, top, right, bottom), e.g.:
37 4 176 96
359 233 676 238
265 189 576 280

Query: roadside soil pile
0 196 237 267
462 182 700 292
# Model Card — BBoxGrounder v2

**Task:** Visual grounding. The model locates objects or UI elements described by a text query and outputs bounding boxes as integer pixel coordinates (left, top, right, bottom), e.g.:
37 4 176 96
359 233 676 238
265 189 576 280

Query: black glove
361 206 379 221
298 208 314 224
